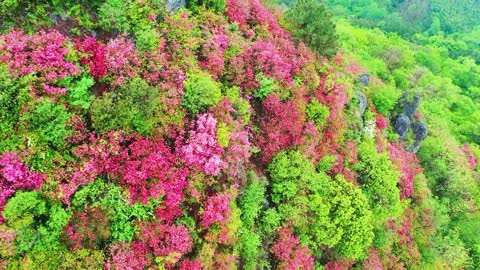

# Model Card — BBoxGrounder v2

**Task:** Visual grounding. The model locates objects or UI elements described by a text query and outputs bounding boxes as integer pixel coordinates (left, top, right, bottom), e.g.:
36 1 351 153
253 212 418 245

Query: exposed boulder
357 93 367 117
395 114 410 138
407 140 423 154
399 93 421 118
360 73 370 86
412 122 428 141
166 0 186 12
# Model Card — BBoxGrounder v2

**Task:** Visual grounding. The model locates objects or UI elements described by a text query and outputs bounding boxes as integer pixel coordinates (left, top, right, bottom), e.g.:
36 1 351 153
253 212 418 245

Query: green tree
23 98 72 149
2 191 70 255
285 0 338 58
268 150 374 259
355 139 402 223
90 78 163 135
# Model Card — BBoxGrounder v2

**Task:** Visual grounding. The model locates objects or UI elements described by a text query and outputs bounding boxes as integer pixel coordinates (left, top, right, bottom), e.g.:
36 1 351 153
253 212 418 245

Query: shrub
254 73 278 100
179 113 226 176
271 227 314 270
90 78 162 135
371 85 401 115
0 65 30 139
269 150 374 259
23 98 72 149
64 206 112 250
0 152 44 223
201 193 232 228
182 72 222 114
0 30 80 83
2 191 70 254
306 99 329 128
61 75 95 109
188 0 226 12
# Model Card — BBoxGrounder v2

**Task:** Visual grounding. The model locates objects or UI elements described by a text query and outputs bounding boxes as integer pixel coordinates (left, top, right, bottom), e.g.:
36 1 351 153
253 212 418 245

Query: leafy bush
23 98 72 149
306 99 329 128
182 72 222 114
188 0 226 12
61 75 95 109
371 85 400 115
254 73 277 100
90 78 162 134
0 65 30 139
269 150 374 259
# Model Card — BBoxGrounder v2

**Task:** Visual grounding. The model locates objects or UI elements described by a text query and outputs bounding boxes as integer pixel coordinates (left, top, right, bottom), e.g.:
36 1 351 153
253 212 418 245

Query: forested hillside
0 0 479 269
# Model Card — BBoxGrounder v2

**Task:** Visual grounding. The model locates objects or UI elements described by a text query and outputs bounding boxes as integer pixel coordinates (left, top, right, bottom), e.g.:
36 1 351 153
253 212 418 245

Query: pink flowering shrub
201 193 232 229
137 219 193 267
116 137 189 218
179 113 227 176
376 114 388 130
42 83 67 96
0 227 16 261
225 0 286 36
461 144 478 169
257 95 305 163
200 28 228 78
106 241 150 270
388 143 423 199
59 132 127 203
77 36 140 85
387 209 421 267
230 39 294 90
179 259 202 270
0 30 80 83
324 259 354 270
60 133 188 218
76 37 107 79
104 36 141 85
224 130 252 177
0 152 44 223
271 227 314 270
362 248 384 270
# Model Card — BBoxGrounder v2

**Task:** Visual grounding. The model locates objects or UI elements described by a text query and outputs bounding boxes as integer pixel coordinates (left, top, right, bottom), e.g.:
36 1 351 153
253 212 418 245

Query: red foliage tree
60 133 188 219
256 95 305 163
201 193 232 229
136 219 193 267
75 37 107 79
76 36 140 85
116 137 189 212
0 30 80 82
271 227 314 270
65 206 111 250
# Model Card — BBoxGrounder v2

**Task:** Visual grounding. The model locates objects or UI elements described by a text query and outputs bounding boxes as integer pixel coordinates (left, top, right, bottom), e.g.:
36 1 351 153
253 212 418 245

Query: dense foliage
0 0 479 269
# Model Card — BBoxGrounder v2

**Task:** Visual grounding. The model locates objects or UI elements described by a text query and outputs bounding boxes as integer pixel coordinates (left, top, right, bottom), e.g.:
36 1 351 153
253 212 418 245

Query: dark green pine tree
285 0 339 58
